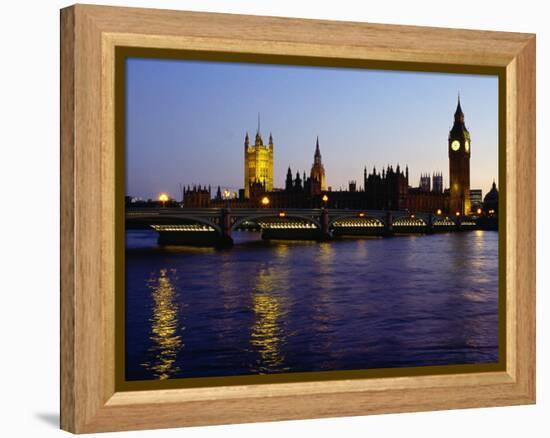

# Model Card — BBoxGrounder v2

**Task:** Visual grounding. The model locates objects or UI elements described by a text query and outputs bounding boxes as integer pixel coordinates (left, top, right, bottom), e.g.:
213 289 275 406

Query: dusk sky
126 58 498 201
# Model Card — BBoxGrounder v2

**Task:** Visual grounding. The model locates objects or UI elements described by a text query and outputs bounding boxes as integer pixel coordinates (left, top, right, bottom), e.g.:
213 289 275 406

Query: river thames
125 230 499 381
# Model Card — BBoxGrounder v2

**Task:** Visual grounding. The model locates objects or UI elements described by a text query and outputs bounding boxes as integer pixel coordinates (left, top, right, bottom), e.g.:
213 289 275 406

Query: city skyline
126 58 499 200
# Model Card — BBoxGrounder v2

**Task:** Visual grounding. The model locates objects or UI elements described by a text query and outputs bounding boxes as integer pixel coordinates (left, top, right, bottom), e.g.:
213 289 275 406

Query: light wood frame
60 4 536 433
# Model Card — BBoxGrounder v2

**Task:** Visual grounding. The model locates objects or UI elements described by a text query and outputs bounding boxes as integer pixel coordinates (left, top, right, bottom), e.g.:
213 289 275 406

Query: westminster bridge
126 207 482 247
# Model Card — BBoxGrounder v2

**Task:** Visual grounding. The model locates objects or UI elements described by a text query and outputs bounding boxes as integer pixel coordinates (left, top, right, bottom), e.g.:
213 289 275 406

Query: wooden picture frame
60 4 536 433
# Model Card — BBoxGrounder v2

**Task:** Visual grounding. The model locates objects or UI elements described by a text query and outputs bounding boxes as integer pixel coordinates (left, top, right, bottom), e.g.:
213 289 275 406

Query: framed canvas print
60 4 536 433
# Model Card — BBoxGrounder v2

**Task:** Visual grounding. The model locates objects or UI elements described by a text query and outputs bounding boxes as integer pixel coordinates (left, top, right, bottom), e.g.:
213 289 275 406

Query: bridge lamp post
158 193 169 208
261 196 270 207
322 194 329 207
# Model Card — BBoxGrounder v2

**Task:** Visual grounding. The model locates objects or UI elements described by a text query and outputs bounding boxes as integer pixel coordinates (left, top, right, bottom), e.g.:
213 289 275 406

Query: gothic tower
448 96 471 215
285 166 293 191
310 136 326 192
244 114 274 198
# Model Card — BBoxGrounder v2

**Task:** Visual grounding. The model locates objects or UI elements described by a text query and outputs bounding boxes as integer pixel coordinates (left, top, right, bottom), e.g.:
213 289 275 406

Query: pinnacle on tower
254 113 264 145
315 136 321 157
454 93 464 123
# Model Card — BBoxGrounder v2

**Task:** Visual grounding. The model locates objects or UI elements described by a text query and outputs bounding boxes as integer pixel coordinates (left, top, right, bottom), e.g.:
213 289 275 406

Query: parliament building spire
310 136 326 192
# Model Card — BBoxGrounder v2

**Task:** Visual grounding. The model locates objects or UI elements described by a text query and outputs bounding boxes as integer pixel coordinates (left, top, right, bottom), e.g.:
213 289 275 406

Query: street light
476 208 482 215
436 209 442 215
261 196 270 206
322 194 328 207
455 211 460 217
158 193 169 208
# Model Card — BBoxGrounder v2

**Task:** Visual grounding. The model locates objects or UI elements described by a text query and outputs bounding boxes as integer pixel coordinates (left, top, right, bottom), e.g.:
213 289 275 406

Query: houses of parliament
182 98 496 215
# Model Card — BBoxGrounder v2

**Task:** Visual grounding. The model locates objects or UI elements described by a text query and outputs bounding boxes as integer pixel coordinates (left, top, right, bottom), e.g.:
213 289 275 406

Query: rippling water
125 230 499 381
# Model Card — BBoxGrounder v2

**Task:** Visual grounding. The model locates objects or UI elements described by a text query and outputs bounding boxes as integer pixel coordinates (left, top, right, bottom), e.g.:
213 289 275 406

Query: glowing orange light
278 212 286 218
322 194 329 202
477 208 482 215
411 213 416 219
261 196 270 206
158 193 169 203
455 211 460 217
436 209 442 215
359 212 365 218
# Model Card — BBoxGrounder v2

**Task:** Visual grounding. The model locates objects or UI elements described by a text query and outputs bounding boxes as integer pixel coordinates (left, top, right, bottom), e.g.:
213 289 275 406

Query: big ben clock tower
448 96 471 215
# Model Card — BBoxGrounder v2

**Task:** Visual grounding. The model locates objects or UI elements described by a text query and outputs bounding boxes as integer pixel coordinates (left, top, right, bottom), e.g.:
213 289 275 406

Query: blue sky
126 58 498 200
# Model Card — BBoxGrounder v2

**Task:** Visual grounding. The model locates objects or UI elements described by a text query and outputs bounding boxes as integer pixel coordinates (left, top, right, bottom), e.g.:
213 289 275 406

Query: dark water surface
125 230 499 381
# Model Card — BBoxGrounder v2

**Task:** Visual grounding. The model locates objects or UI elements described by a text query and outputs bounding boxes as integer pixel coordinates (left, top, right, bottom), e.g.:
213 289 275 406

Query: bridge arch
126 214 222 234
433 217 456 227
328 214 386 229
392 216 428 227
231 213 321 232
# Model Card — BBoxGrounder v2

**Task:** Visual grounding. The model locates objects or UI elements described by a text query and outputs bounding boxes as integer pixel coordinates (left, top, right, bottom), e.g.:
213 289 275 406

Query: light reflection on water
125 230 499 381
141 269 183 380
251 287 287 373
249 244 292 374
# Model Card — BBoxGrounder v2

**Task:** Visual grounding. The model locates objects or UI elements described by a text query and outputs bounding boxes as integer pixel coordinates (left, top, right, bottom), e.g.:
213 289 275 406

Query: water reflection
250 265 289 374
125 230 499 380
141 269 183 379
313 242 336 328
310 243 338 368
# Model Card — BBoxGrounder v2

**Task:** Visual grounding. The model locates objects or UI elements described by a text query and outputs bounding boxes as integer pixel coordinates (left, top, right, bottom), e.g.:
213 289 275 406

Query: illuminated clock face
465 140 470 152
451 140 460 151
